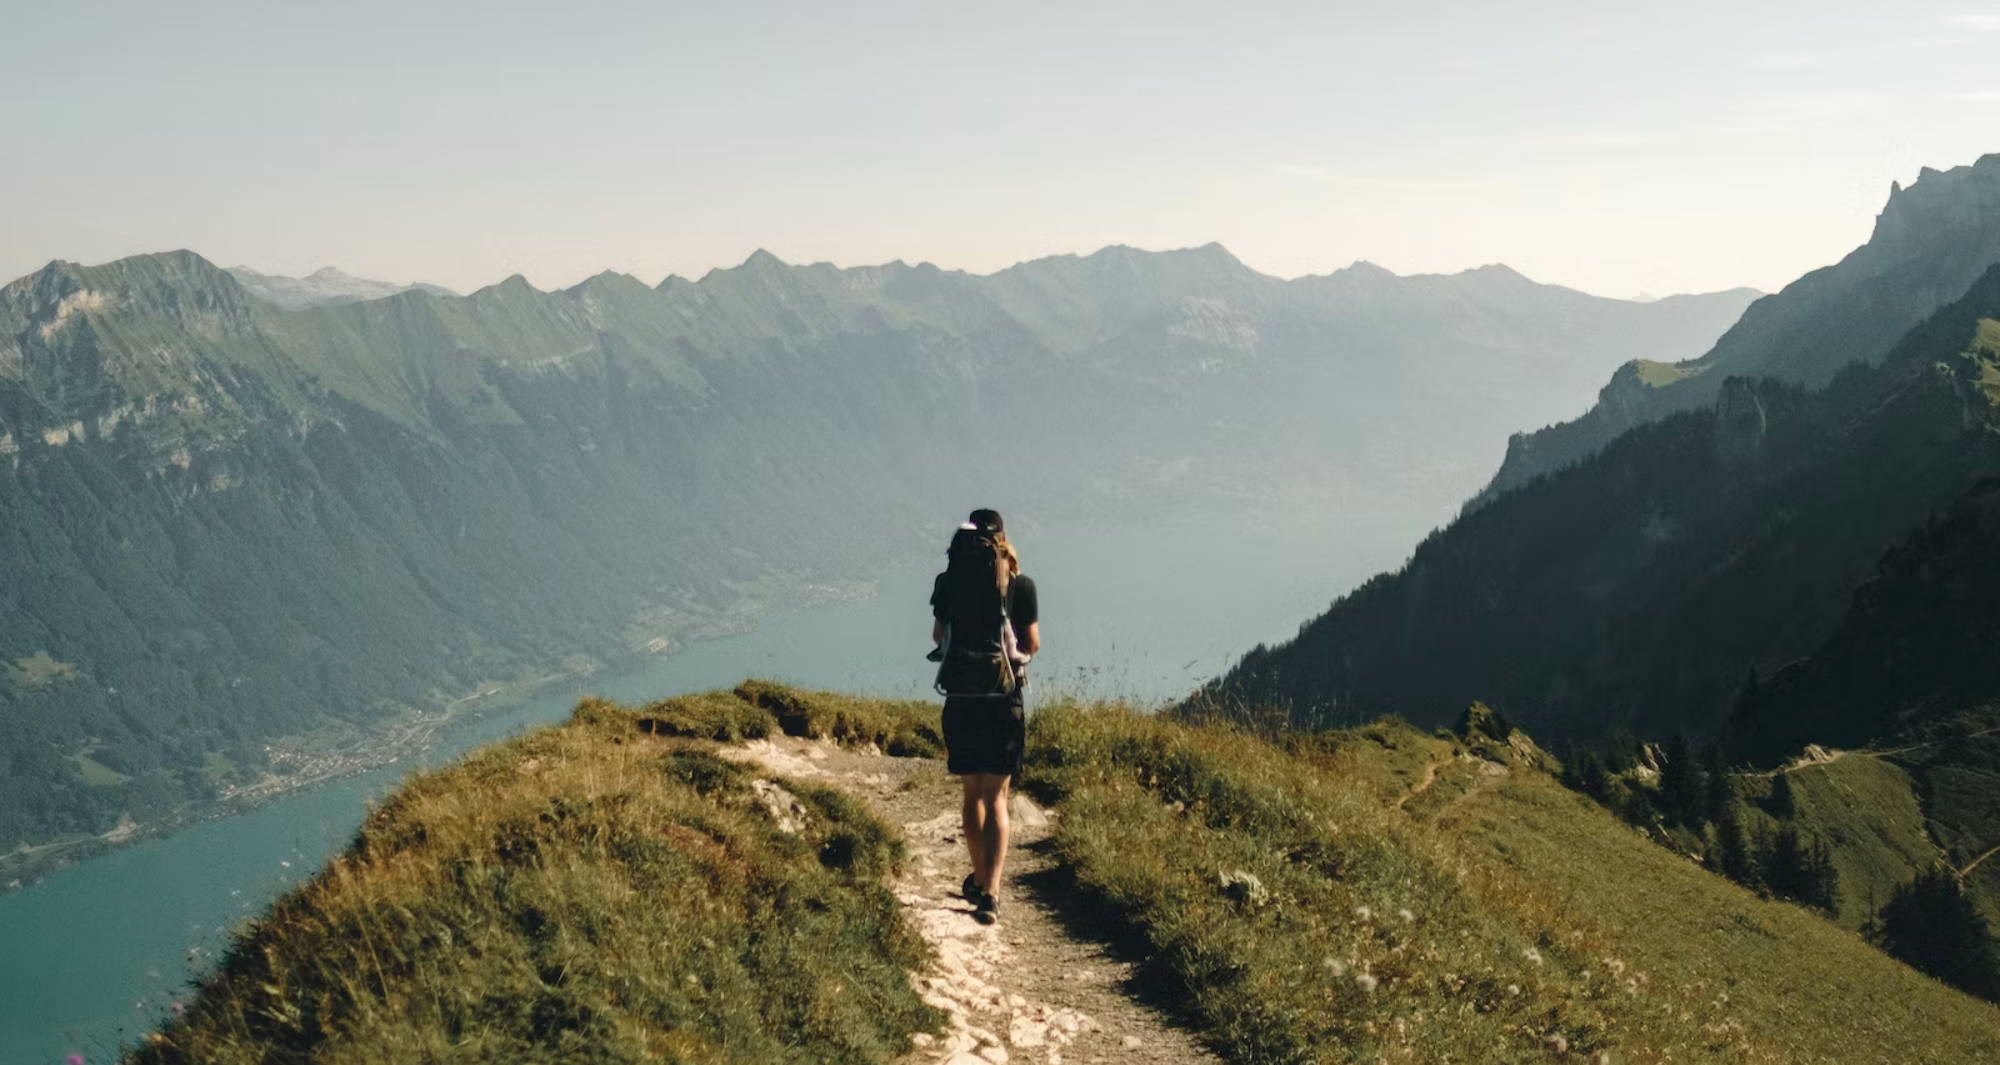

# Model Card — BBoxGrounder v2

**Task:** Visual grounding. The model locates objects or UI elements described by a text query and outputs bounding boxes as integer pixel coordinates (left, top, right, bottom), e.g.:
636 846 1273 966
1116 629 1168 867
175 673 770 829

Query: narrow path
1761 724 2000 778
720 735 1220 1065
1960 841 2000 879
1396 752 1509 822
1393 755 1446 811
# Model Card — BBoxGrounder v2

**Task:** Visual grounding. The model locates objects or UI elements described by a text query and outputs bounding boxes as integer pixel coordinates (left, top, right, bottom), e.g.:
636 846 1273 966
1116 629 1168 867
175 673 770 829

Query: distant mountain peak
1329 259 1398 280
1872 153 2000 248
477 274 539 298
227 264 457 310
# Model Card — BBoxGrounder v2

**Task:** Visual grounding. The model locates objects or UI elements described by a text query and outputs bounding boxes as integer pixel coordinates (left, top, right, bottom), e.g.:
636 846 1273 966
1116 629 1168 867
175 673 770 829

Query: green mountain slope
1200 261 2000 746
1729 468 2000 761
0 244 1752 858
1715 463 2000 931
1030 703 2000 1063
1482 153 2000 502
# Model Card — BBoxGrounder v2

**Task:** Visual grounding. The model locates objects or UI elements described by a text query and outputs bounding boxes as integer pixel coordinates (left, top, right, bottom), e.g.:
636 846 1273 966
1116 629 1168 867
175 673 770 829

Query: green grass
1739 757 1943 929
68 751 129 787
201 749 238 783
584 681 944 757
127 694 941 1064
1027 702 2000 1064
1631 359 1696 388
611 690 776 743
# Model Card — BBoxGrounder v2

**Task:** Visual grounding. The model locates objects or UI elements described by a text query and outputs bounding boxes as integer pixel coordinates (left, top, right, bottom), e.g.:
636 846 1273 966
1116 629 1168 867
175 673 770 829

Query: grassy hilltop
128 684 946 1065
132 685 1999 1064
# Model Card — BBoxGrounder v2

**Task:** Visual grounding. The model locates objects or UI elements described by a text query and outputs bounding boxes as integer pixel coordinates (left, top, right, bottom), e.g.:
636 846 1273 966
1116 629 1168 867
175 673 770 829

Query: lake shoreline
0 575 879 893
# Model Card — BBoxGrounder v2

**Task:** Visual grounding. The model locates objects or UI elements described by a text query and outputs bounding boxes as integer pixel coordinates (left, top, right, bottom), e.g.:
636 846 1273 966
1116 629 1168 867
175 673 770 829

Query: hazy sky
7 1 1999 298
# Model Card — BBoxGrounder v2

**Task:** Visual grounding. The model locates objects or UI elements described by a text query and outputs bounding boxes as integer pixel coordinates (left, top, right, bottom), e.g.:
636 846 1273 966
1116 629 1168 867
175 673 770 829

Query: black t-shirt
932 572 1038 652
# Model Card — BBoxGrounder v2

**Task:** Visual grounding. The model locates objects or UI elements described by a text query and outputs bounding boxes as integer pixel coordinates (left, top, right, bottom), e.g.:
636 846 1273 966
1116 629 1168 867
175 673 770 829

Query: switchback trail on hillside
717 734 1220 1065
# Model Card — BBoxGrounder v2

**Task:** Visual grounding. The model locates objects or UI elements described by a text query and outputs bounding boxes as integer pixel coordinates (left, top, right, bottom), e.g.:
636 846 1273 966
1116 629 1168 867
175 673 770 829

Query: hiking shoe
973 890 1000 925
961 874 986 903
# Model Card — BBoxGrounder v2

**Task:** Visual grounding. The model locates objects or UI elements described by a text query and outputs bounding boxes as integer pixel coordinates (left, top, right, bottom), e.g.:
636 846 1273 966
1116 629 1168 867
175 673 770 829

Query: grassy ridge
1736 756 1942 930
128 685 942 1064
1027 703 2000 1064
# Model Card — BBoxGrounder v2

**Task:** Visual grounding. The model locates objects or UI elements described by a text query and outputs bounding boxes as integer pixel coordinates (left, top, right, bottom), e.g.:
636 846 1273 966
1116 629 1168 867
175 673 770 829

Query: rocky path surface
718 735 1220 1065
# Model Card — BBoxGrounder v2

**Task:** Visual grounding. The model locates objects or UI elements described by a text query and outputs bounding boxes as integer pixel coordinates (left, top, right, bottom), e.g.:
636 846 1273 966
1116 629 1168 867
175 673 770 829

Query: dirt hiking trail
718 734 1221 1065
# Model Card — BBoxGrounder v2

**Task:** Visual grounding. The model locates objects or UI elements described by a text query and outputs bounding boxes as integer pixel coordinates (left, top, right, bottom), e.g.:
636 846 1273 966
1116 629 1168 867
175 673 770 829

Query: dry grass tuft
732 680 945 757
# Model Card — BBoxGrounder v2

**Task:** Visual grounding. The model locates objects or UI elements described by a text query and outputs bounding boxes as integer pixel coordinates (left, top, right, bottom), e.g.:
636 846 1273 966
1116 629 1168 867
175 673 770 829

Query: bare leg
962 772 1011 894
961 776 992 888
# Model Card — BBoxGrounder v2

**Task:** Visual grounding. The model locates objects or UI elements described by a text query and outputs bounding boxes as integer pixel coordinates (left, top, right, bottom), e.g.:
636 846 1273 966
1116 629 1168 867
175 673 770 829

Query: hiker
929 508 1039 925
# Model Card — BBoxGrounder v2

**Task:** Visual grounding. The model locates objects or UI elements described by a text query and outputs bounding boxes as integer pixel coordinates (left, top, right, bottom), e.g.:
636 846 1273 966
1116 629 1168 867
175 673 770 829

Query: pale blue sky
7 1 2000 297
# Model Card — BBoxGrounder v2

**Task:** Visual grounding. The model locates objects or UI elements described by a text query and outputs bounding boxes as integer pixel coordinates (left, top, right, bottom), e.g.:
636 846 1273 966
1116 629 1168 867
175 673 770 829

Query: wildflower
1506 983 1520 996
67 1056 85 1065
1323 957 1349 976
1523 947 1543 966
1546 1034 1569 1054
1354 971 1379 993
1603 957 1626 977
170 1001 185 1015
1354 905 1373 921
1397 907 1415 923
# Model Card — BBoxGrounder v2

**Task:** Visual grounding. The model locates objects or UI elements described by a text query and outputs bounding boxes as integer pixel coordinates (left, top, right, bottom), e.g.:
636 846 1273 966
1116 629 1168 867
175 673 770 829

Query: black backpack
933 527 1020 697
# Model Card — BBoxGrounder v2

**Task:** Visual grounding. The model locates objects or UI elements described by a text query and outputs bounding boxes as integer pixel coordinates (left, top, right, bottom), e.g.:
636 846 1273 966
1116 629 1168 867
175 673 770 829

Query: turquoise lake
0 509 1417 1064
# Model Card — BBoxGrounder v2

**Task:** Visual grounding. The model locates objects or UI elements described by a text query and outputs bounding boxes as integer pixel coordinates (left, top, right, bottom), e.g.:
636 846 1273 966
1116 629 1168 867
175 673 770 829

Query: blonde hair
986 530 1020 601
994 531 1020 577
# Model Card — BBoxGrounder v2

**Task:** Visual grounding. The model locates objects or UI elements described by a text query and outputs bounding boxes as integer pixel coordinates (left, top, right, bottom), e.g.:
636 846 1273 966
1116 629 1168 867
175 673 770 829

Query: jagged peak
1873 151 2000 242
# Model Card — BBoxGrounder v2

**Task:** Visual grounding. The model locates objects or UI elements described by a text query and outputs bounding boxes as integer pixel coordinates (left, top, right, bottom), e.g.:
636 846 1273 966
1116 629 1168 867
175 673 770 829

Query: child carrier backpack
934 526 1021 697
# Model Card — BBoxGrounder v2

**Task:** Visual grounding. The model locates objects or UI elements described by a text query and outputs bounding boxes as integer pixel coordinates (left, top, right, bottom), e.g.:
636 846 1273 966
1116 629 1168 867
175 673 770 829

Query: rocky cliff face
0 243 1752 851
1479 153 2000 504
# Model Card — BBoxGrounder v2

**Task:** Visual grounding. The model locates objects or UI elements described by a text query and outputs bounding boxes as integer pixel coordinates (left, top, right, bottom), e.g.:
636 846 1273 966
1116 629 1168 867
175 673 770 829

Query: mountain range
0 244 1753 854
224 266 458 310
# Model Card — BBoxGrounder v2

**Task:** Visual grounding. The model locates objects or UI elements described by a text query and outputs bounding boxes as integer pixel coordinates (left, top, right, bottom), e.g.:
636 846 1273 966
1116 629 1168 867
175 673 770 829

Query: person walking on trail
928 508 1039 925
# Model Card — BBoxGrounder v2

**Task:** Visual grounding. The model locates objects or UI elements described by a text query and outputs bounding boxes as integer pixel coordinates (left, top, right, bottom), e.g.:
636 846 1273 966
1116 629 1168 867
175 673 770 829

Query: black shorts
941 692 1025 777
